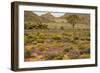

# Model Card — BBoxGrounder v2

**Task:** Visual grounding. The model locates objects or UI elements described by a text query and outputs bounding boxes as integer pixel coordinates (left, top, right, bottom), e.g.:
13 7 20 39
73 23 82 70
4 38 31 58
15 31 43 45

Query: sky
33 11 65 17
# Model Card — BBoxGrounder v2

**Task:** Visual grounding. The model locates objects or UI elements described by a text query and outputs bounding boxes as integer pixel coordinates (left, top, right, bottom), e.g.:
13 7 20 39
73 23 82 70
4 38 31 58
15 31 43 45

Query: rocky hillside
24 11 90 29
24 11 54 23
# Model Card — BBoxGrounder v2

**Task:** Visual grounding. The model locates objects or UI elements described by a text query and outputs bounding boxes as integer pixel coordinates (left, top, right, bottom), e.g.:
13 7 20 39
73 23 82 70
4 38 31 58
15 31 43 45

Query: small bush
34 43 47 51
80 48 90 54
54 55 63 60
60 26 64 30
78 43 90 50
47 42 63 48
45 52 58 60
45 52 63 60
51 34 63 40
62 32 73 37
36 39 44 43
63 47 73 53
74 36 79 40
67 49 80 59
24 50 32 58
80 53 90 58
33 32 46 43
24 35 34 44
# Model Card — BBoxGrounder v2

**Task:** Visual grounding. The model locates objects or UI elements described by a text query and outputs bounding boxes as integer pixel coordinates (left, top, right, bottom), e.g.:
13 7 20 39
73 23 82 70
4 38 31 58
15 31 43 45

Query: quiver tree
66 15 79 41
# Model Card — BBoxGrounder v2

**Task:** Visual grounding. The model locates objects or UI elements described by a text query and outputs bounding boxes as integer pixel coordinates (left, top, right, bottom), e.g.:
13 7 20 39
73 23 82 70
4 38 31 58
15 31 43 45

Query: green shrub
54 55 63 60
74 36 79 40
24 35 34 44
47 42 62 48
45 53 57 60
36 39 45 43
62 32 73 37
36 32 46 39
60 26 64 30
35 43 48 51
33 32 46 43
78 43 90 50
24 22 34 29
63 47 73 53
45 51 64 60
24 50 32 58
80 53 90 58
51 34 63 40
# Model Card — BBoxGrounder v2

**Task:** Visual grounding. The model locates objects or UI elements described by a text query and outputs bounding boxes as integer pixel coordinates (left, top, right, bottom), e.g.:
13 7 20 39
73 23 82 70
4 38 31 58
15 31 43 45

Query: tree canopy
67 15 79 25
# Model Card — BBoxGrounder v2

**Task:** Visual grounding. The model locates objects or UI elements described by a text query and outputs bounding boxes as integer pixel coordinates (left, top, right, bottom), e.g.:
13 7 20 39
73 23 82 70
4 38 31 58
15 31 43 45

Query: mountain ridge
24 11 90 25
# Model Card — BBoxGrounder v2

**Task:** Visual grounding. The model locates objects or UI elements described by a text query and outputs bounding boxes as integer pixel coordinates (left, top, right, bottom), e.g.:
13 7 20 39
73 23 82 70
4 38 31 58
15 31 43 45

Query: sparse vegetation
24 11 90 61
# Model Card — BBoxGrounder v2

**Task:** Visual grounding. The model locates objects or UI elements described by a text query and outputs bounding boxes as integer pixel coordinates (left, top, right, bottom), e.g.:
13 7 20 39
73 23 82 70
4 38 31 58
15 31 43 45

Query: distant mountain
24 11 42 23
41 12 56 22
24 11 90 25
41 12 55 19
24 11 54 23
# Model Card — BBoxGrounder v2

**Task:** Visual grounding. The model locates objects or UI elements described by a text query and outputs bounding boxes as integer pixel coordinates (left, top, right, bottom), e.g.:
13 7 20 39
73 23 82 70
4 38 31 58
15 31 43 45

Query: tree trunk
72 23 75 42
